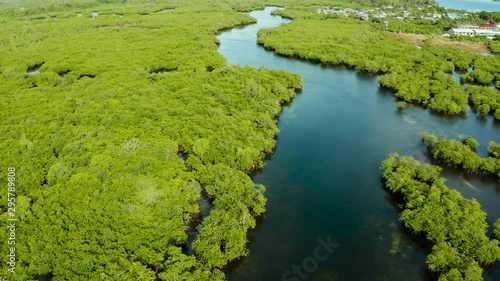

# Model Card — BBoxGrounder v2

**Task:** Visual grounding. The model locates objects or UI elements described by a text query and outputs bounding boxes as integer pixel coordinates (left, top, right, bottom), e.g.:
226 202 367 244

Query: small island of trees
382 153 500 281
420 132 500 178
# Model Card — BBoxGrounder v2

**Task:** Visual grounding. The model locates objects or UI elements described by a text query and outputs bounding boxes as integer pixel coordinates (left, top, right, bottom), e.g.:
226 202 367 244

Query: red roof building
479 23 497 30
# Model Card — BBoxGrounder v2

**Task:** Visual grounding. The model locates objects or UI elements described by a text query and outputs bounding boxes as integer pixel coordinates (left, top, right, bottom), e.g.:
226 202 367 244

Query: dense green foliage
257 10 500 116
420 132 500 178
381 154 500 281
490 40 500 55
488 141 500 158
0 0 264 16
467 85 500 118
384 19 452 34
0 2 303 280
495 219 500 240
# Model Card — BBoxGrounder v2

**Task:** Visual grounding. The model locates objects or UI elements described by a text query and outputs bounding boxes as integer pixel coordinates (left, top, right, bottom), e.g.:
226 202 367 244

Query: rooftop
479 23 497 28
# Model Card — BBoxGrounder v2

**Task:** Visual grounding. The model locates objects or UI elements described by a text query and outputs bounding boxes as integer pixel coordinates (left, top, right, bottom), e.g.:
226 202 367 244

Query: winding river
218 7 500 281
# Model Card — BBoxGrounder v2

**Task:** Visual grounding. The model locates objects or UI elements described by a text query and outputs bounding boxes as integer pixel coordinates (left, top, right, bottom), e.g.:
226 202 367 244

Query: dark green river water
218 7 500 281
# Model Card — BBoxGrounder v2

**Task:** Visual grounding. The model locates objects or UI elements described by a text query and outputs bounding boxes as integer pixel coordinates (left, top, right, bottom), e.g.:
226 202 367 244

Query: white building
448 28 499 37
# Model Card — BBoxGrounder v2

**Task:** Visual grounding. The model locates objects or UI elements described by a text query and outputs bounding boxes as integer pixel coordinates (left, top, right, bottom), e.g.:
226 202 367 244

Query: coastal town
317 5 500 38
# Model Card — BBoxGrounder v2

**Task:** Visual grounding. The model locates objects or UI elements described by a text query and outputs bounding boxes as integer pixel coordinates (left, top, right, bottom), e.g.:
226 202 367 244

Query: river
218 7 500 281
436 0 500 11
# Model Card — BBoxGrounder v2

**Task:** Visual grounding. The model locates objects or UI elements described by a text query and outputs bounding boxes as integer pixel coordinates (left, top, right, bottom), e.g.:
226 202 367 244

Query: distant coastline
436 0 500 12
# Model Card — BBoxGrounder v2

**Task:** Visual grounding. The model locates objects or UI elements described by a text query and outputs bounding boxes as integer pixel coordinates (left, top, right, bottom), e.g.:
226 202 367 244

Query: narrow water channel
219 7 500 281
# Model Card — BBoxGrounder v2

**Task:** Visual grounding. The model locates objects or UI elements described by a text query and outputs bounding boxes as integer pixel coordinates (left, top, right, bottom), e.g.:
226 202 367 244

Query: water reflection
219 7 500 281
